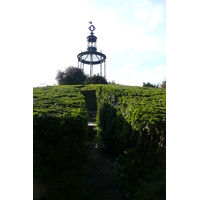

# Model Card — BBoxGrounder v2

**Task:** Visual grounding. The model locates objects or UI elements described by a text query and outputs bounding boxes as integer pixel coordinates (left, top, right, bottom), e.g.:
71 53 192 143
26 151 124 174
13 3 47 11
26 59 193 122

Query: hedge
33 85 89 200
33 84 166 199
93 85 166 199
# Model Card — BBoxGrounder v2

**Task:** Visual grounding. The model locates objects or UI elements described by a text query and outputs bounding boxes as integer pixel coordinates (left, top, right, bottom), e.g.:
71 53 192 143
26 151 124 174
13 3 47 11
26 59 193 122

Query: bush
143 82 155 87
94 85 166 199
33 86 89 200
86 75 108 85
55 66 87 85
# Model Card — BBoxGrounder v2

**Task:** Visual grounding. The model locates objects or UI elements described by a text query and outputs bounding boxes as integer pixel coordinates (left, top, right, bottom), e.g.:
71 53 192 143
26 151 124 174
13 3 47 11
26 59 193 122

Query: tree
108 80 116 84
143 82 155 87
55 66 87 85
157 78 166 89
85 74 108 85
161 80 166 89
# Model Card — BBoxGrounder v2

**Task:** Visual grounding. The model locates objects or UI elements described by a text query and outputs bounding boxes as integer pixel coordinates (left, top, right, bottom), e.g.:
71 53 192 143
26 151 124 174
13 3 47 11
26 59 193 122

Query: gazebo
77 22 107 78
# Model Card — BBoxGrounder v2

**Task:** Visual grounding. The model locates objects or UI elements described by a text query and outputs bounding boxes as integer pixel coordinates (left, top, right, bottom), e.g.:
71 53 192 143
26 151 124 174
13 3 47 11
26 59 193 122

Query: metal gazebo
77 22 106 78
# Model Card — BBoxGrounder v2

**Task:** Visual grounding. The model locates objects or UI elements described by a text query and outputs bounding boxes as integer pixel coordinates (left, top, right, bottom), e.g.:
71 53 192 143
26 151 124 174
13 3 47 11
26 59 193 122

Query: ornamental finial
89 21 95 32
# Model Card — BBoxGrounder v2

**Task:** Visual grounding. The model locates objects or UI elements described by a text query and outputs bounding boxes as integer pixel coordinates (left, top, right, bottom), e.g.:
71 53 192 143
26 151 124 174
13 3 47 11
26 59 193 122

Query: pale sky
2 1 200 199
2 0 166 87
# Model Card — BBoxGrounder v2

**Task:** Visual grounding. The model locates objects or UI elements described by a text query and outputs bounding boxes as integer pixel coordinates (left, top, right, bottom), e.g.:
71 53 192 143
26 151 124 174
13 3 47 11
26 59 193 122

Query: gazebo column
90 54 93 76
100 57 102 76
104 60 106 78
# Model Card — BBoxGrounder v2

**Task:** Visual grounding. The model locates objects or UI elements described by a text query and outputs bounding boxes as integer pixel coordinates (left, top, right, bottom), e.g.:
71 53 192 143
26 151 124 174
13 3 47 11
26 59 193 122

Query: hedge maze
33 84 166 200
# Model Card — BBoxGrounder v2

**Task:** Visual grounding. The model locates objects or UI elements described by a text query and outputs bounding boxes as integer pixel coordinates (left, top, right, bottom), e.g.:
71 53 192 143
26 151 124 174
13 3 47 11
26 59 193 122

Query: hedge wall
33 84 166 200
94 85 166 200
33 86 89 200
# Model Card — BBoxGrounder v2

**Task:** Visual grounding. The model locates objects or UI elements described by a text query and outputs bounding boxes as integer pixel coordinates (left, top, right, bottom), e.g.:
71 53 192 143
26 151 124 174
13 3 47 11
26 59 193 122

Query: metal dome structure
77 22 106 77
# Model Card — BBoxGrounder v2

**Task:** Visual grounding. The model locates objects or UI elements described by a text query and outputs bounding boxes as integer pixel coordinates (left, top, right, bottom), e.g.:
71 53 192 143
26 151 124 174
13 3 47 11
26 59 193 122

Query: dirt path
85 133 124 200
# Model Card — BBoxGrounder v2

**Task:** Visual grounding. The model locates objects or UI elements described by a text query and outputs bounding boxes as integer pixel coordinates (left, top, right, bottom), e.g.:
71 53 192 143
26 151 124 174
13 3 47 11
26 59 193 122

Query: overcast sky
1 0 166 87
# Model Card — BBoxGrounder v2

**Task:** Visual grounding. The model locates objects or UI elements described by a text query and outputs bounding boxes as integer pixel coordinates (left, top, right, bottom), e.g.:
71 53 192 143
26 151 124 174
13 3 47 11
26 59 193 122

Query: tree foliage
161 80 166 89
86 75 108 85
55 66 87 85
143 82 155 87
108 80 116 84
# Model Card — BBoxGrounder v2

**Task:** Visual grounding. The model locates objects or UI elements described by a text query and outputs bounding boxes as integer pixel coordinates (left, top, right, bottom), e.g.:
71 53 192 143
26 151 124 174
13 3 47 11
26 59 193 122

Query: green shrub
33 85 89 200
93 85 166 199
86 75 108 85
81 90 97 111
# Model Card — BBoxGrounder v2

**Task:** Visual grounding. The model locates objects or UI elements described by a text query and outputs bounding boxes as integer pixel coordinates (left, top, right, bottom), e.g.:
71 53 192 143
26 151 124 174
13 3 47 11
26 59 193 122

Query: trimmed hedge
93 85 166 199
81 90 97 112
33 84 166 199
33 86 89 200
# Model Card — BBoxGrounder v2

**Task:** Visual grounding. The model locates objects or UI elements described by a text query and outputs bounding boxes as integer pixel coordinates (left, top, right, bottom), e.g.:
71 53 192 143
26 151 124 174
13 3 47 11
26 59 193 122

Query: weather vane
89 21 95 32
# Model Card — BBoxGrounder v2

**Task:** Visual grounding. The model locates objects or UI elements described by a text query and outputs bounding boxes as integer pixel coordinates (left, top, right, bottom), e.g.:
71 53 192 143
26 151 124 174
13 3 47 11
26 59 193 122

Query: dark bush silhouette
143 82 155 87
86 75 108 85
55 66 87 85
